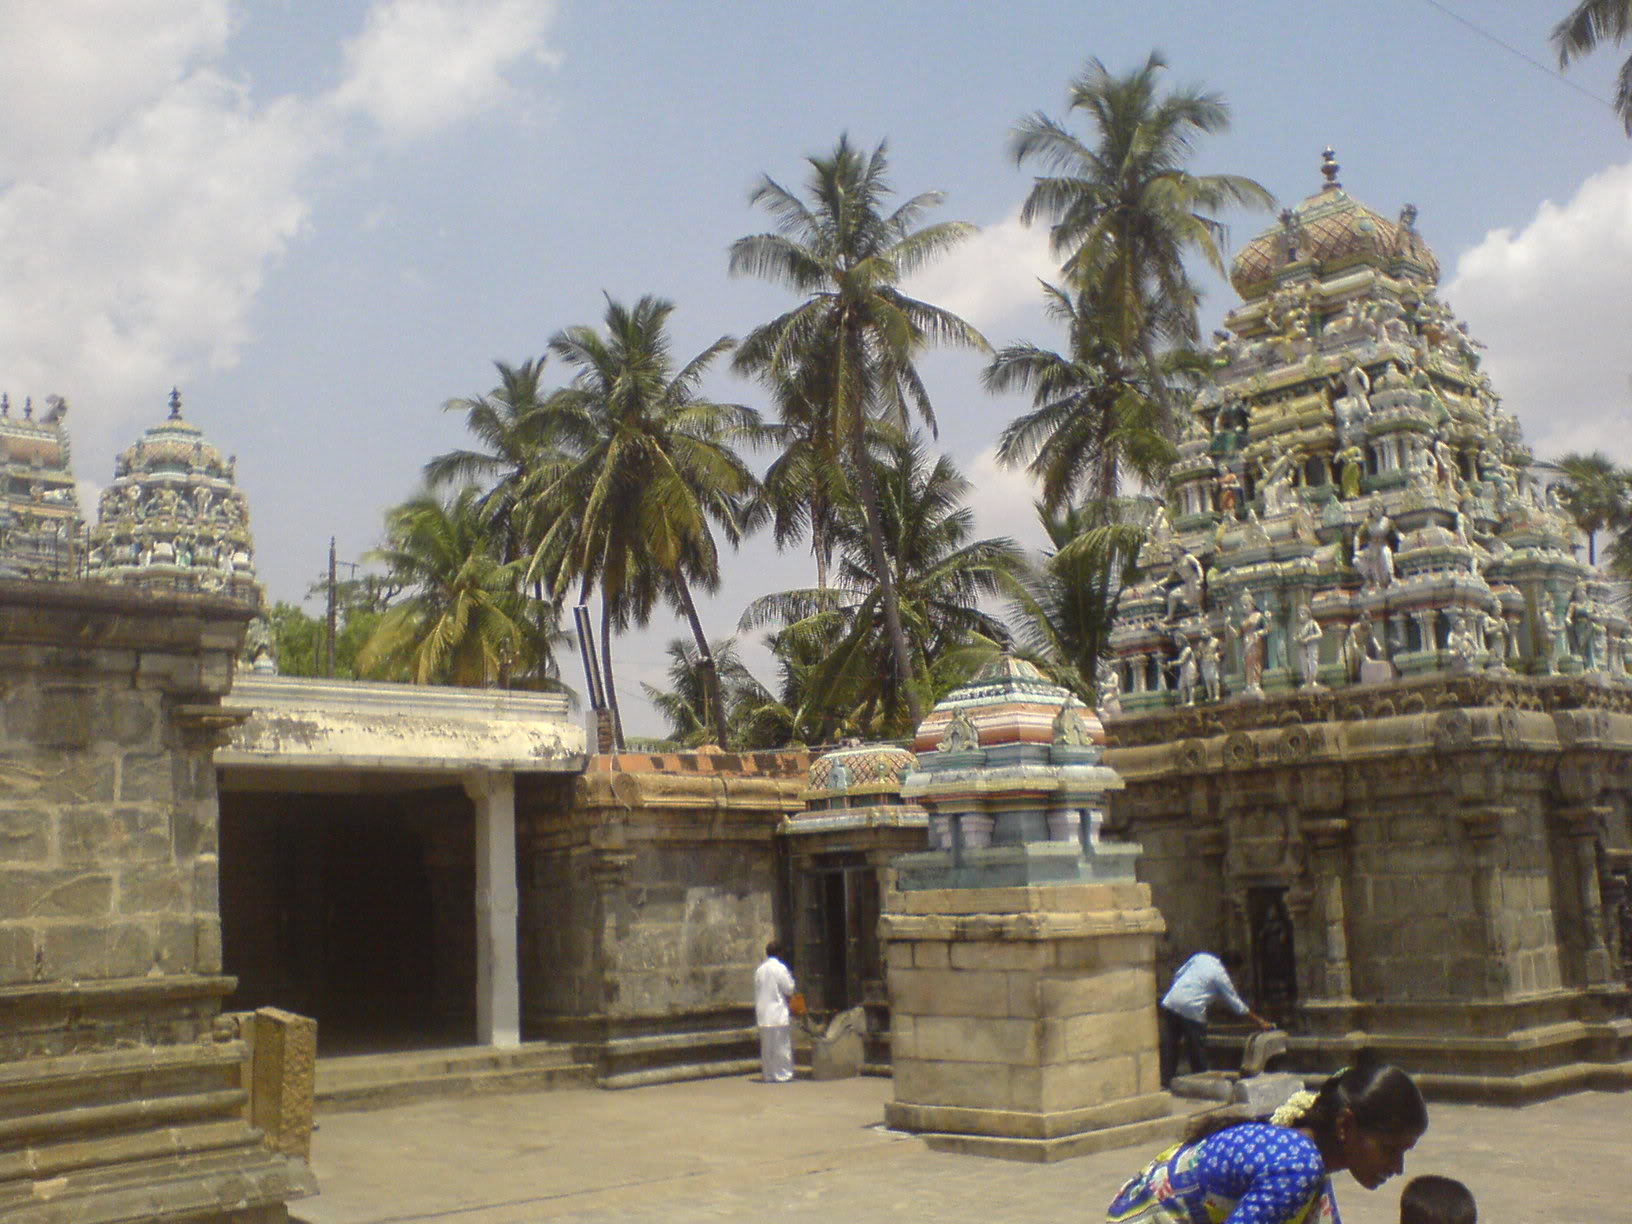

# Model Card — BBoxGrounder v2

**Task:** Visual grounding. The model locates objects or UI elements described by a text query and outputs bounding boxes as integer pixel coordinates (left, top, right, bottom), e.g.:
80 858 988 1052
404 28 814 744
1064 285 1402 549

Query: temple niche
0 392 84 579
1101 152 1632 1101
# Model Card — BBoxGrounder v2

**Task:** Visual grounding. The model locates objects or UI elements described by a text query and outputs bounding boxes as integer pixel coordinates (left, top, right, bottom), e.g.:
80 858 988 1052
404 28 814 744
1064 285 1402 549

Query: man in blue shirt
1159 950 1272 1087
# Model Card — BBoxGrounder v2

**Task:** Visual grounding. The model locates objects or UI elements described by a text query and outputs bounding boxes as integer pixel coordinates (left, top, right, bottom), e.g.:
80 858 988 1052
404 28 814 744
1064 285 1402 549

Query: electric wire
1420 0 1618 112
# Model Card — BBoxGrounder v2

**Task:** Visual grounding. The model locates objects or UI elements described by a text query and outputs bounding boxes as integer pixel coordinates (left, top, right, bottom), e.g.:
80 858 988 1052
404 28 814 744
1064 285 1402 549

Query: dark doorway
793 854 882 1013
1247 886 1298 1028
218 785 476 1054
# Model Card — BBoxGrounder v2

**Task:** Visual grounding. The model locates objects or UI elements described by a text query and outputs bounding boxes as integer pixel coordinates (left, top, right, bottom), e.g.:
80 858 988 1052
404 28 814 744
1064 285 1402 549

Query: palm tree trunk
851 436 925 728
600 594 626 752
672 569 730 747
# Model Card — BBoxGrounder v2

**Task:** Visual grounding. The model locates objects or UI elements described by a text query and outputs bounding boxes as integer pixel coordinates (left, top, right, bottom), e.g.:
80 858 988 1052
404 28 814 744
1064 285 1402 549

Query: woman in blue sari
1108 1059 1427 1224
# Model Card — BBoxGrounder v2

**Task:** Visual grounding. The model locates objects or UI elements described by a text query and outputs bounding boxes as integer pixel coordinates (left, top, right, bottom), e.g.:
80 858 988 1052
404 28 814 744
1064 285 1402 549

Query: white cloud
963 446 1049 552
0 1 560 453
0 2 234 172
1447 160 1632 464
332 0 561 142
902 209 1058 340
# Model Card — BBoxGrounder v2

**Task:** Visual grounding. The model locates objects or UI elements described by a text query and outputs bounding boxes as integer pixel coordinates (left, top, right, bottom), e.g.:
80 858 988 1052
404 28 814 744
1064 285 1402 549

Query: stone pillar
1458 806 1518 997
881 882 1178 1162
1304 818 1354 1001
464 770 521 1047
1559 806 1614 987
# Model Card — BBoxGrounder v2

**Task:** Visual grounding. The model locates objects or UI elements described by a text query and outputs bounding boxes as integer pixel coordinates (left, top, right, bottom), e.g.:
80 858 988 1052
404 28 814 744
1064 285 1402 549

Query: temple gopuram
86 388 264 610
0 392 83 579
1101 152 1632 1101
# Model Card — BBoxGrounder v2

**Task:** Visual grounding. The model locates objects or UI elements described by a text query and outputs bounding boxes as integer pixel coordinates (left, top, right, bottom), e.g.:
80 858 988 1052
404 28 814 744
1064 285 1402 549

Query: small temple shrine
86 389 262 607
780 742 926 1059
0 392 83 579
1099 153 1632 1100
880 655 1176 1160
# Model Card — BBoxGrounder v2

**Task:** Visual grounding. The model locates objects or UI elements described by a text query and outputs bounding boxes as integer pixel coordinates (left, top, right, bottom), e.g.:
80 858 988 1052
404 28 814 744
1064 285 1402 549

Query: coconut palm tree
730 135 988 728
359 486 559 688
1538 450 1631 566
641 636 774 749
741 435 1023 739
1553 0 1632 133
1010 52 1271 408
986 279 1184 510
1002 500 1152 703
525 295 760 747
424 358 557 565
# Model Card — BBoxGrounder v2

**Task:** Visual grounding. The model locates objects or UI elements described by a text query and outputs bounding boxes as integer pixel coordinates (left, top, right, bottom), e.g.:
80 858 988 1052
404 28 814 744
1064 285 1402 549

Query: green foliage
359 486 566 689
267 602 324 676
741 434 1023 741
1553 0 1632 134
640 636 777 750
730 135 988 726
1002 499 1154 703
524 294 762 746
1538 450 1632 569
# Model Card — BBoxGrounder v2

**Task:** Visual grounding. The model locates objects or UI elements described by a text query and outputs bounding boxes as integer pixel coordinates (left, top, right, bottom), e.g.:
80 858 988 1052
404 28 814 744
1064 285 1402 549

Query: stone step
316 1042 594 1111
599 1058 762 1090
600 1027 758 1057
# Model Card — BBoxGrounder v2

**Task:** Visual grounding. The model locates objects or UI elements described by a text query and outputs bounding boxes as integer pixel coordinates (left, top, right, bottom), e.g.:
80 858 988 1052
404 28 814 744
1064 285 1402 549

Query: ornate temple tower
1107 148 1621 707
87 389 264 611
1100 154 1632 1100
0 392 83 579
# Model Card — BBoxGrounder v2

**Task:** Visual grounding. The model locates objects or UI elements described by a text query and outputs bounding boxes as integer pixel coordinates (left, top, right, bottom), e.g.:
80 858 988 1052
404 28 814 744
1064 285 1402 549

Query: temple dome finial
168 387 182 420
1321 146 1341 190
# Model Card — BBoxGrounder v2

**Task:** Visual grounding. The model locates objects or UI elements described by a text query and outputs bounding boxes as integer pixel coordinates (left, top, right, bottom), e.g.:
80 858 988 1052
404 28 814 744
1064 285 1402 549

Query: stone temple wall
1106 672 1632 1101
0 579 310 1223
517 750 807 1079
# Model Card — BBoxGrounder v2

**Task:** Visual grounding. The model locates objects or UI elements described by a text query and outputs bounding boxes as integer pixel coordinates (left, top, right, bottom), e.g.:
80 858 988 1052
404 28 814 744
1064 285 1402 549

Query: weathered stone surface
1106 674 1632 1099
0 580 309 1223
885 882 1171 1159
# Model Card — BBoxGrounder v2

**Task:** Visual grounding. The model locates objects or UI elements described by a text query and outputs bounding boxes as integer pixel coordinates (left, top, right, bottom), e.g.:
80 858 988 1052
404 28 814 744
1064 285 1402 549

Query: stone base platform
882 882 1172 1162
915 1106 1190 1163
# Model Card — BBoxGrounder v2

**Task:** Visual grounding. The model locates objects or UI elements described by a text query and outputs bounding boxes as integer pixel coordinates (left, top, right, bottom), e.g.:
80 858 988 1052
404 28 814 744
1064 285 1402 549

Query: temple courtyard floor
293 1074 1627 1224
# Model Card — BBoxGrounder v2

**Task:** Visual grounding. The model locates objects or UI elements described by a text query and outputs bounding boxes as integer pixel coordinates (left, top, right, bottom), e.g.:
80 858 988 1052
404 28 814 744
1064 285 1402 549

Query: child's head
1400 1175 1476 1224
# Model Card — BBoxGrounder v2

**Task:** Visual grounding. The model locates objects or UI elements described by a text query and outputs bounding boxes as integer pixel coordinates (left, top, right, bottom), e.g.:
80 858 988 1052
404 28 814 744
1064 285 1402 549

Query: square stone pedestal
881 882 1186 1162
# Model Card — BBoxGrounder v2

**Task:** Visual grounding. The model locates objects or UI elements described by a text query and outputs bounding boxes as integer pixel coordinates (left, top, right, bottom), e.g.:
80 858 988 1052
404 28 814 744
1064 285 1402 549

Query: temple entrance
791 853 882 1013
218 780 477 1054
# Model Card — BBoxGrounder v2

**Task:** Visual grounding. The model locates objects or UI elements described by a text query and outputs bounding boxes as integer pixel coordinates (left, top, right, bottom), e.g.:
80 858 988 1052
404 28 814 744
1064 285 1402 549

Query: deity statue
1538 604 1560 675
1163 543 1205 621
1343 614 1382 682
1232 593 1269 697
1198 633 1223 703
1294 605 1324 688
1172 633 1198 706
1216 467 1241 514
940 710 979 753
1095 658 1122 716
1336 445 1365 500
1258 447 1302 515
1568 583 1599 670
1446 612 1477 672
1356 498 1396 590
1482 611 1510 671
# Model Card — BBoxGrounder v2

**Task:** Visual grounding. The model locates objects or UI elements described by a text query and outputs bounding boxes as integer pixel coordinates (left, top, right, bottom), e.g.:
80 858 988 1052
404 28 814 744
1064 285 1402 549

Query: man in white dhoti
753 941 796 1083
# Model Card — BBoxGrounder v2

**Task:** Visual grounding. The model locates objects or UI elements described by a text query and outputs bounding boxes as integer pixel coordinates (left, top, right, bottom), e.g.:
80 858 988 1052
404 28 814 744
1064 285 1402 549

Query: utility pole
326 536 338 678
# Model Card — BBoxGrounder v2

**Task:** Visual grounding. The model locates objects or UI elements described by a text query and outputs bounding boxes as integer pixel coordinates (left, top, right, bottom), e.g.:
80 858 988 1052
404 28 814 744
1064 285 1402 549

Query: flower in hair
1270 1090 1318 1127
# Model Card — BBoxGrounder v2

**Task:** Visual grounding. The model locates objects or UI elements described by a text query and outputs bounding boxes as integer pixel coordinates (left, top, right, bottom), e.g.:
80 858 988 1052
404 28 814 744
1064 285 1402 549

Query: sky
3 1 1630 738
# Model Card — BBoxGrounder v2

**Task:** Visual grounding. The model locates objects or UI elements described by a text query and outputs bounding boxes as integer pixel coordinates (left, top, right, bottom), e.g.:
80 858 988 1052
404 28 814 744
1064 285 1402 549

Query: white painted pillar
464 770 521 1048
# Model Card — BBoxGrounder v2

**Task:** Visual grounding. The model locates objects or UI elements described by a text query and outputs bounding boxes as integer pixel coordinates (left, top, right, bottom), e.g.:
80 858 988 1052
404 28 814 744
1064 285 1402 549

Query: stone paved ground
294 1076 1629 1224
